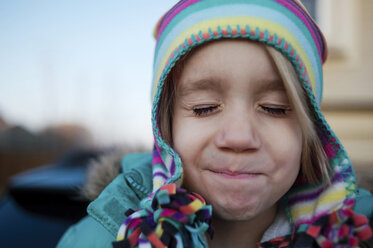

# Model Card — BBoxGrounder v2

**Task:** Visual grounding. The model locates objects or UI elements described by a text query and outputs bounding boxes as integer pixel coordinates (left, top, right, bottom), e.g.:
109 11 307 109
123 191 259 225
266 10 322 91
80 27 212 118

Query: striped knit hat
115 0 361 247
150 0 356 226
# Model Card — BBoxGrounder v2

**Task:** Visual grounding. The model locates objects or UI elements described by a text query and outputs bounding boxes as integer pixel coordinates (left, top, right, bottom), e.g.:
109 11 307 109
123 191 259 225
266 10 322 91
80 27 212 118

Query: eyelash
260 106 289 116
193 105 219 116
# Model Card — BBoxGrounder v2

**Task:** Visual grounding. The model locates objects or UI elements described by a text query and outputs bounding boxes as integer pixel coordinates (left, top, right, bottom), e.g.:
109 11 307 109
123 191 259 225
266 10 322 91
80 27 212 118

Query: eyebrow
256 78 286 94
177 78 223 97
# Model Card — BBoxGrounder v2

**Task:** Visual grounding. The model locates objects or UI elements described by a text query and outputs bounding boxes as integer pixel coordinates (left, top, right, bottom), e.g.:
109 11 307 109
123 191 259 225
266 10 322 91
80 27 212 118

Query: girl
58 0 373 247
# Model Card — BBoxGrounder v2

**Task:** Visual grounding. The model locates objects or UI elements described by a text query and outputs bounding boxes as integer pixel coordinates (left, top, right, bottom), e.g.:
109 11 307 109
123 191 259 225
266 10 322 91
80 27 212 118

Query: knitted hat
151 0 327 103
114 0 361 247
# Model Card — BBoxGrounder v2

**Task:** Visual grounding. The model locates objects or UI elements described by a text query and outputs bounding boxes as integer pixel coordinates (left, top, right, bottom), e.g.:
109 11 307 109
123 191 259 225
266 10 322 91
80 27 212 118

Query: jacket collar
87 153 153 236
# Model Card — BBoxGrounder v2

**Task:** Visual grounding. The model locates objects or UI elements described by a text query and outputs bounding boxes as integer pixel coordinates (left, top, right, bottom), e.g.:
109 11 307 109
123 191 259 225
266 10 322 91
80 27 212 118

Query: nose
214 108 261 152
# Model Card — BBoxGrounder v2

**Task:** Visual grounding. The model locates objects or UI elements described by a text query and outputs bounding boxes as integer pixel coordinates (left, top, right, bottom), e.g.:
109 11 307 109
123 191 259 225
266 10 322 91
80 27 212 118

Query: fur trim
82 150 123 201
82 147 148 201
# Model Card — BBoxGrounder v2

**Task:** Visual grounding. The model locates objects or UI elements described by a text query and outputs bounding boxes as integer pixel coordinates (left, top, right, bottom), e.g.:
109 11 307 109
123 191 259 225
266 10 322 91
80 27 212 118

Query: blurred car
0 149 105 248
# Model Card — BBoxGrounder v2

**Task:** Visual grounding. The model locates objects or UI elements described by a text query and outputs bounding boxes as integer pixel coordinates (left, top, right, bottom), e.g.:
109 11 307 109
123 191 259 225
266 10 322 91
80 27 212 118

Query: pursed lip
207 168 261 179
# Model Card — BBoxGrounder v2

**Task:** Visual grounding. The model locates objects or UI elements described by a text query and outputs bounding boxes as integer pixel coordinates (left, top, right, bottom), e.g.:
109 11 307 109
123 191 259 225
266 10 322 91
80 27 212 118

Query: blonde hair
158 41 331 185
266 46 330 185
158 51 191 147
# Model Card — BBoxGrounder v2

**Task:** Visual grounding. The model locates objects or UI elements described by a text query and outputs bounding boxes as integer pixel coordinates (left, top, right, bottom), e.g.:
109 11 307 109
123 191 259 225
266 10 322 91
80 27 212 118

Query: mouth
207 169 261 179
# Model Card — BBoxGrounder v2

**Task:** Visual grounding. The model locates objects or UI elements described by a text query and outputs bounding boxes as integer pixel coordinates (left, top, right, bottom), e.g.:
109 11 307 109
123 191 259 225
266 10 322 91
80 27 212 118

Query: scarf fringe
259 199 372 248
113 184 213 248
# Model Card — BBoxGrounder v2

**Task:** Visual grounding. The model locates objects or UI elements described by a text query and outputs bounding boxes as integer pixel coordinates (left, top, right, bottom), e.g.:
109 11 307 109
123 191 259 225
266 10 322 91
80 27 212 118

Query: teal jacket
57 153 373 248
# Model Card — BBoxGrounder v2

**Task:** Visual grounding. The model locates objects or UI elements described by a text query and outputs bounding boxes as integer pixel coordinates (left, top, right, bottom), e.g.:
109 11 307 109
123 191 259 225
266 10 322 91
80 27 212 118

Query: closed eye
261 105 289 116
193 105 219 116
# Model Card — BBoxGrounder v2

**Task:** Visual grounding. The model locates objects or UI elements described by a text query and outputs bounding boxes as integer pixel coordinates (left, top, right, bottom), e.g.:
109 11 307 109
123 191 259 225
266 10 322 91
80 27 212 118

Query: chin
206 193 263 220
211 198 276 224
211 203 260 221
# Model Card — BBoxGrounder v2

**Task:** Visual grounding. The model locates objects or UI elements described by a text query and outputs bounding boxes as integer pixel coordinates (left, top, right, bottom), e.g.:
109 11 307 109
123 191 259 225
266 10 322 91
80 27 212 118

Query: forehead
175 39 285 95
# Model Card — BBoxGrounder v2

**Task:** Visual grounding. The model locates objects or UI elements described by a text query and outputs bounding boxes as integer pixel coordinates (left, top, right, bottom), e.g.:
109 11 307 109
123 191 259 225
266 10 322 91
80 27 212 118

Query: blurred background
317 0 373 189
0 2 177 246
0 0 372 247
0 0 176 192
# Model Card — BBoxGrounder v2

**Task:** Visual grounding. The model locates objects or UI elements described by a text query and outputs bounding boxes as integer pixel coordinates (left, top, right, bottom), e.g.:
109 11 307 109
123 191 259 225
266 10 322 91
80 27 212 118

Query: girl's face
172 40 302 221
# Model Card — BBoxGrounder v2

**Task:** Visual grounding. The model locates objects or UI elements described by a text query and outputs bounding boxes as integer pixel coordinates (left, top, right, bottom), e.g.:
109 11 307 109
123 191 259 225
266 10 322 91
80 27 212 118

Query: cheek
267 120 302 181
172 113 215 159
276 135 302 166
172 115 215 194
172 116 201 185
173 123 211 176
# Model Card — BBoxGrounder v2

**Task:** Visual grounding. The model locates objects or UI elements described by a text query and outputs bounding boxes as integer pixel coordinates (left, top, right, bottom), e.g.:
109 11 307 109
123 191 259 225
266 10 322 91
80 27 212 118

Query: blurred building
0 116 8 131
39 124 93 150
0 120 94 188
318 0 373 188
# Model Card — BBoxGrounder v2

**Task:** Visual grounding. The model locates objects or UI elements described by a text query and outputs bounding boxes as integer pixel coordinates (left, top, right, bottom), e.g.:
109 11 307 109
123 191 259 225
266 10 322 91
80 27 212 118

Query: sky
0 0 177 148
